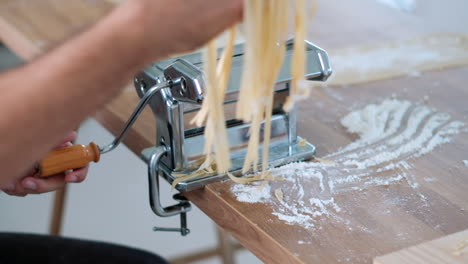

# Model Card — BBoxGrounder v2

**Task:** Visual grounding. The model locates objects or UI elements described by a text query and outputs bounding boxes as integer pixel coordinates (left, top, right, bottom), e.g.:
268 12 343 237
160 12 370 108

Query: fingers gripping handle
36 80 174 178
38 143 100 177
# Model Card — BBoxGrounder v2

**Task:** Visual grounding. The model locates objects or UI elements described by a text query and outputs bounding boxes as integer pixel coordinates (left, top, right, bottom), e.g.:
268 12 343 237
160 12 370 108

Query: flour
326 35 468 87
231 183 271 203
230 99 466 229
375 0 416 12
330 43 441 83
424 177 438 182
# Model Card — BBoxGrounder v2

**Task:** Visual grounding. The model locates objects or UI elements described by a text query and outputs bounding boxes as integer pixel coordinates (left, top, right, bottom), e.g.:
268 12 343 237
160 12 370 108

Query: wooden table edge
186 186 306 264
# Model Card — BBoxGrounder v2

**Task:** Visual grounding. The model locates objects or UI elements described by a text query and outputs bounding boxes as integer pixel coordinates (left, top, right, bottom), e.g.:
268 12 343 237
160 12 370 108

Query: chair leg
48 131 78 236
168 230 243 264
217 226 236 264
49 186 68 236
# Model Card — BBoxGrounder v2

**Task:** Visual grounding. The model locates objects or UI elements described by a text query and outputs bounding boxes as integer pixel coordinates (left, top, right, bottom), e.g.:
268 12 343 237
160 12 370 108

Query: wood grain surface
0 0 114 59
189 66 468 263
1 0 468 263
374 229 468 264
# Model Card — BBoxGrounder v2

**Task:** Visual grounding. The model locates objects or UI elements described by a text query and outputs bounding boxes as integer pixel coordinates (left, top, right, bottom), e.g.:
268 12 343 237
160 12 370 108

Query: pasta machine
130 39 332 235
37 39 331 235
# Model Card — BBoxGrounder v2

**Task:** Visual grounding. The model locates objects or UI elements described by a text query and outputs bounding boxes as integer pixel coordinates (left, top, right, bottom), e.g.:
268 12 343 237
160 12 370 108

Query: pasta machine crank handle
37 79 181 177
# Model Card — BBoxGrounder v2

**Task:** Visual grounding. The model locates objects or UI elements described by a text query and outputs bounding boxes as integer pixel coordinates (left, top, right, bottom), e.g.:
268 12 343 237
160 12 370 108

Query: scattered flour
327 35 468 87
331 43 440 82
424 177 438 182
375 0 416 12
230 99 467 228
231 183 271 203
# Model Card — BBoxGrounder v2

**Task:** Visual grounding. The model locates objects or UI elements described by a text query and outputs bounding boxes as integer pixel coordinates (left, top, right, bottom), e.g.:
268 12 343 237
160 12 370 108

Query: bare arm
0 0 242 188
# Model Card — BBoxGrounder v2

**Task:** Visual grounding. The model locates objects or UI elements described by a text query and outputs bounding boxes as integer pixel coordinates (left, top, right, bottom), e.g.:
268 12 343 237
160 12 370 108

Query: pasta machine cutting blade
127 39 332 235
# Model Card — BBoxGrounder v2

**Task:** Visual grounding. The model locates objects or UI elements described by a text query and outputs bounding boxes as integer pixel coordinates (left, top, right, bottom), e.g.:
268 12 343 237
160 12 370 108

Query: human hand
1 132 89 196
122 0 243 58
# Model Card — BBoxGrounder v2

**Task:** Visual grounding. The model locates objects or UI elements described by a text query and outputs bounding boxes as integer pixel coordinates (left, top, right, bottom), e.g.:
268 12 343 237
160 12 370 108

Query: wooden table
1 0 468 263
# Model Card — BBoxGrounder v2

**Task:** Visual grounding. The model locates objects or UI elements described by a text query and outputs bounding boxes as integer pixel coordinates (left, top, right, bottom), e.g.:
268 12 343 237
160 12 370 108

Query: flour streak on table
231 98 467 235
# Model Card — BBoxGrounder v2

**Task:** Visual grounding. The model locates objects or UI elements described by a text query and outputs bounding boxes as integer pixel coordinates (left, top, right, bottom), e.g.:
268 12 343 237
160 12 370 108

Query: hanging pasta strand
236 0 258 122
310 0 318 17
196 32 235 173
284 0 308 111
217 27 237 92
186 0 314 183
237 0 290 175
261 0 289 177
191 28 237 127
190 27 237 173
238 0 264 173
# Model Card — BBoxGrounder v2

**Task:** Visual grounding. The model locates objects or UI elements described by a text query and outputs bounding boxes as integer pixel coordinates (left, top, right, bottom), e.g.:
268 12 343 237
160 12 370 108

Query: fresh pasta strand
186 1 313 184
200 41 230 172
310 0 318 17
284 0 308 111
237 0 289 176
191 27 237 174
192 28 237 127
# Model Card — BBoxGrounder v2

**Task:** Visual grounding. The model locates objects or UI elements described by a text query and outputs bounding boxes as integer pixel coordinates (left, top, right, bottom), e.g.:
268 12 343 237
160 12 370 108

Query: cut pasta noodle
191 27 237 174
284 0 308 111
275 188 284 202
237 0 290 177
227 172 263 184
187 0 312 184
192 28 237 127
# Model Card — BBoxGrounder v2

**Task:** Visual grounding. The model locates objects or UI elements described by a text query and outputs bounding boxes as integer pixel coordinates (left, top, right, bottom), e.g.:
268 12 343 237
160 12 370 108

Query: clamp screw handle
153 211 190 236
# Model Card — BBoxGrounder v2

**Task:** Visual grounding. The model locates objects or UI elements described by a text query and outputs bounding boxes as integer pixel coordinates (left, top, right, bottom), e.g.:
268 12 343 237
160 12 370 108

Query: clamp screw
153 194 191 236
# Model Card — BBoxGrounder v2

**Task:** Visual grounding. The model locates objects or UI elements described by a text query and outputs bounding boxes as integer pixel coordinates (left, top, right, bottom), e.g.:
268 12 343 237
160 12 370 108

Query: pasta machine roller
132 39 332 235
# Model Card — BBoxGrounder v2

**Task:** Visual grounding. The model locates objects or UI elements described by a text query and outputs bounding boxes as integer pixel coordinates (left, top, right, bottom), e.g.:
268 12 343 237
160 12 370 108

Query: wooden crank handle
38 142 101 177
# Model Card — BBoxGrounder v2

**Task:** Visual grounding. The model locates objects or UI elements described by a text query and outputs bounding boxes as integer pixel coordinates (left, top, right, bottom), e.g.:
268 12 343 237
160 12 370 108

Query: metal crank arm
100 78 181 154
36 78 180 178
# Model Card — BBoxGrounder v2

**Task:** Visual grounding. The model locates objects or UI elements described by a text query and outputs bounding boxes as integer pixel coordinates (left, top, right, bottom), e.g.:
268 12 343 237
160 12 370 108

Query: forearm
0 2 157 184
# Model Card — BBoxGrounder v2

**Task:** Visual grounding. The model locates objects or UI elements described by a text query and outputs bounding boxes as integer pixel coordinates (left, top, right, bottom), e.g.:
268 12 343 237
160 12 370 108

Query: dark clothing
0 233 168 264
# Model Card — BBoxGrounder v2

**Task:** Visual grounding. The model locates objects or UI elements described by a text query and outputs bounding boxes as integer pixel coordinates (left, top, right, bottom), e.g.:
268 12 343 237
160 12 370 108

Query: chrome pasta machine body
124 40 332 235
